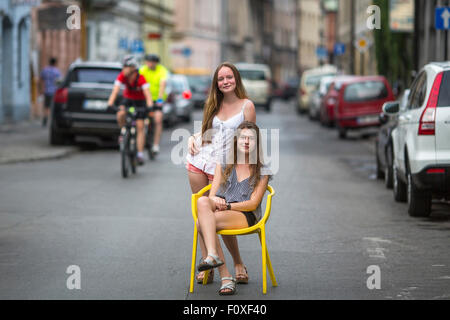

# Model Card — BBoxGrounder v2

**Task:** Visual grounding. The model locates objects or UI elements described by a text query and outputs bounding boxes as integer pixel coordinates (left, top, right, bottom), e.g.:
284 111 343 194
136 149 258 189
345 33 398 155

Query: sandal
219 277 236 296
196 269 214 284
236 266 249 284
197 254 224 272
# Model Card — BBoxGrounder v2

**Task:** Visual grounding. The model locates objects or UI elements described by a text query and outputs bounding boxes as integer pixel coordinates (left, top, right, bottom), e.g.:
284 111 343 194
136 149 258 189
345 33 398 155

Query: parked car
49 61 122 145
186 75 211 109
281 77 300 100
389 62 450 217
375 89 410 189
309 75 335 121
166 74 194 123
319 75 355 127
297 65 338 115
334 76 395 139
235 63 272 112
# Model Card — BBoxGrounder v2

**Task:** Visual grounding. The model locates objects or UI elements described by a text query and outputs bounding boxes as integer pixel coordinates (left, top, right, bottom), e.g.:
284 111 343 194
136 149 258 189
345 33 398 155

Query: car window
343 81 388 102
408 72 426 109
239 70 266 81
68 68 121 84
187 76 210 89
169 78 187 93
305 74 336 87
437 71 450 107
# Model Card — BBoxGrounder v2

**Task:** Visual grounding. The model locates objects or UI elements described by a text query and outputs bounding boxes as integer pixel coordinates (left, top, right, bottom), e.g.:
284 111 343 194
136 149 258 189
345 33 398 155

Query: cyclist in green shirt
139 54 169 155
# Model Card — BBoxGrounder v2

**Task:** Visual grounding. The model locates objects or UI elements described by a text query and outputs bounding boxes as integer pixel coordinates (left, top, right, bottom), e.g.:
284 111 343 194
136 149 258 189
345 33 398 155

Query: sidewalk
0 120 78 165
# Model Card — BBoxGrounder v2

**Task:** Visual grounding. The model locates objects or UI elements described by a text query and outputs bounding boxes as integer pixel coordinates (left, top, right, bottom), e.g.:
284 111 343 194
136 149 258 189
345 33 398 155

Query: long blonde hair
201 62 248 145
220 121 264 189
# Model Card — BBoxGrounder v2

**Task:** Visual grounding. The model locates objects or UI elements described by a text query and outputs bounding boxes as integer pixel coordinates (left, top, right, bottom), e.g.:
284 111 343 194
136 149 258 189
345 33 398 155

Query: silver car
308 75 335 120
165 74 194 123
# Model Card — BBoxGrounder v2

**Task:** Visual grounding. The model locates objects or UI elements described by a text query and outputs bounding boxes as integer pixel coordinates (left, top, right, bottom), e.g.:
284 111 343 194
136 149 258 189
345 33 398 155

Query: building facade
171 0 222 74
0 0 35 123
298 0 322 73
414 0 450 70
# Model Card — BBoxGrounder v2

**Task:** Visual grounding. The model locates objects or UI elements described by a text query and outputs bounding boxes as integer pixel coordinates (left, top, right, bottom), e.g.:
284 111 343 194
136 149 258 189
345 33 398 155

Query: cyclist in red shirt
108 56 154 165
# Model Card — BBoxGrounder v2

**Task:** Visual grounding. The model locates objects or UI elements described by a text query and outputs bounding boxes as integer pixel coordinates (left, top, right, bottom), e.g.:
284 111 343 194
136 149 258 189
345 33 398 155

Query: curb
0 147 78 165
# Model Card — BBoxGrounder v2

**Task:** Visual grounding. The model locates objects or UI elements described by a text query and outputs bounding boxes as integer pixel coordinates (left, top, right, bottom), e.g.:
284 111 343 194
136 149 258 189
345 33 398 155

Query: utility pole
350 0 355 74
220 0 228 62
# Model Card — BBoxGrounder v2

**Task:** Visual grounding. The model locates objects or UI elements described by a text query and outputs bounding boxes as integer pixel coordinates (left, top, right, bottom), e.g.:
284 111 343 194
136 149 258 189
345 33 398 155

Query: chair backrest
191 184 275 225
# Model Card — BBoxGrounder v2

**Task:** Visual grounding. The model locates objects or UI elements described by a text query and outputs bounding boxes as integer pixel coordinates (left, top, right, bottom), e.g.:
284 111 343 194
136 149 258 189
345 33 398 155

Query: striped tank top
216 166 262 222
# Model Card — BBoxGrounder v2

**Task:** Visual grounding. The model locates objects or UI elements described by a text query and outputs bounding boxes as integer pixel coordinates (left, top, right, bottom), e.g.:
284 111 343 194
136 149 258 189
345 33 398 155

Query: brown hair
220 121 264 189
201 62 248 145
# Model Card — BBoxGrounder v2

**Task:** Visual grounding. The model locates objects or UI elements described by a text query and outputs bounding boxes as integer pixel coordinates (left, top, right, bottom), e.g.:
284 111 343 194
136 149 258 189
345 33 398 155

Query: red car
333 76 395 139
320 76 355 127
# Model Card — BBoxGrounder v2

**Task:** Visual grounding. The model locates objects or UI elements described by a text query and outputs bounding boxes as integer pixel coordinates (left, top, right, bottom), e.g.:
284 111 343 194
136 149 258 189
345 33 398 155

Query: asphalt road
1 99 450 300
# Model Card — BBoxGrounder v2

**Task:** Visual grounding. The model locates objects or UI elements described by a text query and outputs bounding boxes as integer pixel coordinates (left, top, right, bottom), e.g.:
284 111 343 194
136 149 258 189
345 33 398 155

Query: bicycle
113 105 151 178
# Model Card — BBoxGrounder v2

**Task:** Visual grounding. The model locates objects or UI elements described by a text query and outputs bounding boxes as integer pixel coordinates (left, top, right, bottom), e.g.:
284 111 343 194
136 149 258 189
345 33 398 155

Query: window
239 70 266 81
408 72 426 109
69 68 121 84
437 71 450 107
343 81 388 102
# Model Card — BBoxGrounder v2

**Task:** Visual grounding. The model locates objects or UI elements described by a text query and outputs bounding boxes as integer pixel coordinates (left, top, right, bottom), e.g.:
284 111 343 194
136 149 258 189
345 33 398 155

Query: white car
235 63 272 112
386 62 450 217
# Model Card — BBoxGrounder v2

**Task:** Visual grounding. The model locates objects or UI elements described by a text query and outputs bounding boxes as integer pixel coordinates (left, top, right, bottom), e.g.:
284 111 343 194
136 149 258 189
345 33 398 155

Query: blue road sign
436 7 450 30
182 47 192 57
334 43 346 56
131 39 144 53
316 46 328 59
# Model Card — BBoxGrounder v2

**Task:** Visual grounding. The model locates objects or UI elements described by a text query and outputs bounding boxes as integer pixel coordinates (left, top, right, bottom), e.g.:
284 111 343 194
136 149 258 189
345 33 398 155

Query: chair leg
189 223 198 293
265 247 278 287
259 229 268 294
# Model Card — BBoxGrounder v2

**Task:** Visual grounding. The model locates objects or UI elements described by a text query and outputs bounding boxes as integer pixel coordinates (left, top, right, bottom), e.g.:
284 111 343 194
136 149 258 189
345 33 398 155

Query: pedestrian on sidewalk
186 62 257 288
196 121 272 295
40 57 62 127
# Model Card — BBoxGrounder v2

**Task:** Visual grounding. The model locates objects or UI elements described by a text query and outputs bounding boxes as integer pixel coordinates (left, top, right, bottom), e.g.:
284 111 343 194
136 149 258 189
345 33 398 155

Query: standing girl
186 62 256 287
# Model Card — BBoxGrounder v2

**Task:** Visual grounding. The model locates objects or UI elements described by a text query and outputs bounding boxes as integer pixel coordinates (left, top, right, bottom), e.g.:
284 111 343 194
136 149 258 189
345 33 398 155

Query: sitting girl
196 121 272 295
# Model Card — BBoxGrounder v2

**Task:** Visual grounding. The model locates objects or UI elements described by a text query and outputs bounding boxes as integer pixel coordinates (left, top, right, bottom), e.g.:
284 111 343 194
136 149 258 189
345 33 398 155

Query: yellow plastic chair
189 184 277 294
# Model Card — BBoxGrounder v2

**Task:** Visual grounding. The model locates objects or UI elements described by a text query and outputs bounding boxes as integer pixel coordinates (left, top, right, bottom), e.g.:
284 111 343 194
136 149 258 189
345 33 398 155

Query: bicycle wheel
130 136 137 174
147 116 155 160
121 132 130 178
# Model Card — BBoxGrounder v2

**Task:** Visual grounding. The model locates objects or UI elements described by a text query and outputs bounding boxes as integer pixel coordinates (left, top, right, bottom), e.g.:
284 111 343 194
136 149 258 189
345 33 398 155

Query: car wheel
49 117 65 146
393 165 407 202
407 169 432 217
375 146 384 180
384 145 394 189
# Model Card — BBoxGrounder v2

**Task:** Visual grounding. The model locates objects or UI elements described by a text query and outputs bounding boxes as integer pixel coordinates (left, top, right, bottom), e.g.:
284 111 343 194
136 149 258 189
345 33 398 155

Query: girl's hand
188 136 200 155
210 196 227 211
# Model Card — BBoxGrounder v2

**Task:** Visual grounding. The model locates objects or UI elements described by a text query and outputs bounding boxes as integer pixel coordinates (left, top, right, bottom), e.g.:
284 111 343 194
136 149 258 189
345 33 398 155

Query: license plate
357 115 379 125
83 100 108 111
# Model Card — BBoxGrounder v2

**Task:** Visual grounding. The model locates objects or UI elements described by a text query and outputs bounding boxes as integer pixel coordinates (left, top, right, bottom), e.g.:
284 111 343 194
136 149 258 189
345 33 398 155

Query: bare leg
153 111 163 146
187 171 210 265
136 120 145 152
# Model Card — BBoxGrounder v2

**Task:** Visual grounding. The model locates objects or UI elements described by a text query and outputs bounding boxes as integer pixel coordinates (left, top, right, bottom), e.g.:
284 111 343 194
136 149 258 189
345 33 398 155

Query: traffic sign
354 36 371 53
334 43 345 56
316 46 328 60
182 47 192 57
436 7 450 30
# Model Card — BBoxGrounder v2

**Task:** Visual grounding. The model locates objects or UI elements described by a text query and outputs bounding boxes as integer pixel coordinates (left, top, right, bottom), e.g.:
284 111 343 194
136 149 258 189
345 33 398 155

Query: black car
49 61 123 145
375 89 410 188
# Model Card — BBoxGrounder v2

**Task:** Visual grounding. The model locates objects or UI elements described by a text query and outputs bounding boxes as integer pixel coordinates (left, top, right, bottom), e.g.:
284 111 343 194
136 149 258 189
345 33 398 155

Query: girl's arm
209 162 223 198
228 175 269 212
243 100 256 123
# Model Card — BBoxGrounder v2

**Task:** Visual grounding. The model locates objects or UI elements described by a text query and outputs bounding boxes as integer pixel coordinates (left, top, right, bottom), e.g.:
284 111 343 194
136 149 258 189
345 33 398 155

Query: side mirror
382 101 400 115
55 78 64 87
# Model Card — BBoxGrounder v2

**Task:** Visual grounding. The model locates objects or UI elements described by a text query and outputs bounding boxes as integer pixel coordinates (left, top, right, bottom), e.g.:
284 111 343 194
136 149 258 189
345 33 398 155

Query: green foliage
373 0 414 89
